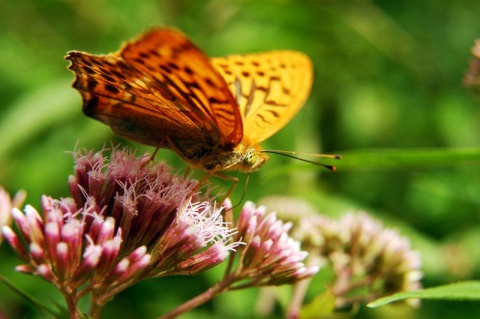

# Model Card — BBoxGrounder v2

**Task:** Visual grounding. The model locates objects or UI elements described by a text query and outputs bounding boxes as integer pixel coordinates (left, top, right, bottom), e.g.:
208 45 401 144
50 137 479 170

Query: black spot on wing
188 81 200 89
208 97 229 104
267 109 280 117
264 99 287 107
122 81 132 90
82 96 99 116
87 78 98 90
84 66 95 74
168 62 180 70
111 69 127 80
256 112 267 123
103 74 114 82
160 64 172 73
105 83 119 94
205 78 214 87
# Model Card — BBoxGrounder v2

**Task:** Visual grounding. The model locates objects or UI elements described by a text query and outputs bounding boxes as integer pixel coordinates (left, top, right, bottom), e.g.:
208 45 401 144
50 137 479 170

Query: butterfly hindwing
212 51 313 145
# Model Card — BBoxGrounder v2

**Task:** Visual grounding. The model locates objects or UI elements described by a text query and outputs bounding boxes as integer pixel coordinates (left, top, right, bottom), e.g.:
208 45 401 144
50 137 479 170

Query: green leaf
300 290 336 318
266 148 480 174
368 281 480 307
0 274 67 318
334 148 480 170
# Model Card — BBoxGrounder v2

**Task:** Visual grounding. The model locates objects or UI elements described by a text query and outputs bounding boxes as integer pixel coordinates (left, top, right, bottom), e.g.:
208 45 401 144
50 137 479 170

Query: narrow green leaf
0 274 66 318
266 148 480 175
368 281 480 307
334 148 480 170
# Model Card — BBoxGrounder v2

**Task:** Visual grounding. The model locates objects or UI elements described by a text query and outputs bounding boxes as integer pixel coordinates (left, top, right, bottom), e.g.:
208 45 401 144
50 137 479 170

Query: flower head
232 201 319 286
296 211 423 308
0 187 26 244
3 196 142 290
68 147 236 277
3 147 238 304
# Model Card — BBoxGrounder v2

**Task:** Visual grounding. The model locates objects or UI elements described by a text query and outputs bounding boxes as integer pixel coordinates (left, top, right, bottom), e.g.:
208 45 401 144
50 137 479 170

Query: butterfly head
222 145 269 173
240 147 269 173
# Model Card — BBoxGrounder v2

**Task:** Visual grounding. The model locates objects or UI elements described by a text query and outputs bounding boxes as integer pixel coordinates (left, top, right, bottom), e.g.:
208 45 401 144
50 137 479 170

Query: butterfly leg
185 171 214 203
150 146 161 160
212 172 241 207
187 171 240 211
141 134 180 168
140 146 161 169
183 167 192 178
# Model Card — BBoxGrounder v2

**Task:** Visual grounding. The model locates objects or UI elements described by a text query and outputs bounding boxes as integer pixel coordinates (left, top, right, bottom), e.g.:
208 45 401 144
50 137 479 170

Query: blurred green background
1 0 480 318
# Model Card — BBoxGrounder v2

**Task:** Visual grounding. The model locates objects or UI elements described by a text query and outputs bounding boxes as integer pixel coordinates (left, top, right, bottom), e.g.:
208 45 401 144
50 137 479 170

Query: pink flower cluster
232 201 319 286
2 147 237 302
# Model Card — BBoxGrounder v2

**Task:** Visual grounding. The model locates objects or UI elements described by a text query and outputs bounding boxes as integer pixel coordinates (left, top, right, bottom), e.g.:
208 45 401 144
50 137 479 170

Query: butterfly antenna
262 150 342 171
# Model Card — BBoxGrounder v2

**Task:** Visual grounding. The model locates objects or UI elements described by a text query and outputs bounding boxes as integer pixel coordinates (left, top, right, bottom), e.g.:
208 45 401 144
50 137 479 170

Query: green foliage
368 281 480 307
1 0 480 318
0 274 68 319
301 290 337 319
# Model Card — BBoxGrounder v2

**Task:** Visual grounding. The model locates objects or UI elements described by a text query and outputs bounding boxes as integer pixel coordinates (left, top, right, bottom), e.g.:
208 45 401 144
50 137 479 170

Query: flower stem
63 291 79 319
287 274 313 319
89 298 106 319
158 275 236 319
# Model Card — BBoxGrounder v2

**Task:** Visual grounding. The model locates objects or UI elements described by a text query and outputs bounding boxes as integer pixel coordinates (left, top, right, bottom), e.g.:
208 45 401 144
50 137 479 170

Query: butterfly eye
242 149 257 167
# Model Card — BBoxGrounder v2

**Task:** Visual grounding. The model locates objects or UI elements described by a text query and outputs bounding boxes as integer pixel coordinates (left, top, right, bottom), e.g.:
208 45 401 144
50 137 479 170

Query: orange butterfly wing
211 51 313 146
66 28 243 164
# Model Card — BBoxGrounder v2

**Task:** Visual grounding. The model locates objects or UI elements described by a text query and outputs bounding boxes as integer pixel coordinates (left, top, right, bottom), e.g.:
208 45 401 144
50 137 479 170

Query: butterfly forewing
211 51 313 145
120 29 243 148
67 29 243 163
67 51 202 148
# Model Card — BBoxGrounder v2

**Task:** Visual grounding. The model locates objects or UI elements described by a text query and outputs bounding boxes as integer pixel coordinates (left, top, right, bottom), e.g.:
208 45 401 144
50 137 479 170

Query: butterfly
66 28 323 175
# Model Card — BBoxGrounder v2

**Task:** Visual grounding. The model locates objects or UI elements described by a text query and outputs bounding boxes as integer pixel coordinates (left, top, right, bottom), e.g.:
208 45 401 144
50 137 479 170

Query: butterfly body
66 28 312 174
203 144 269 173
